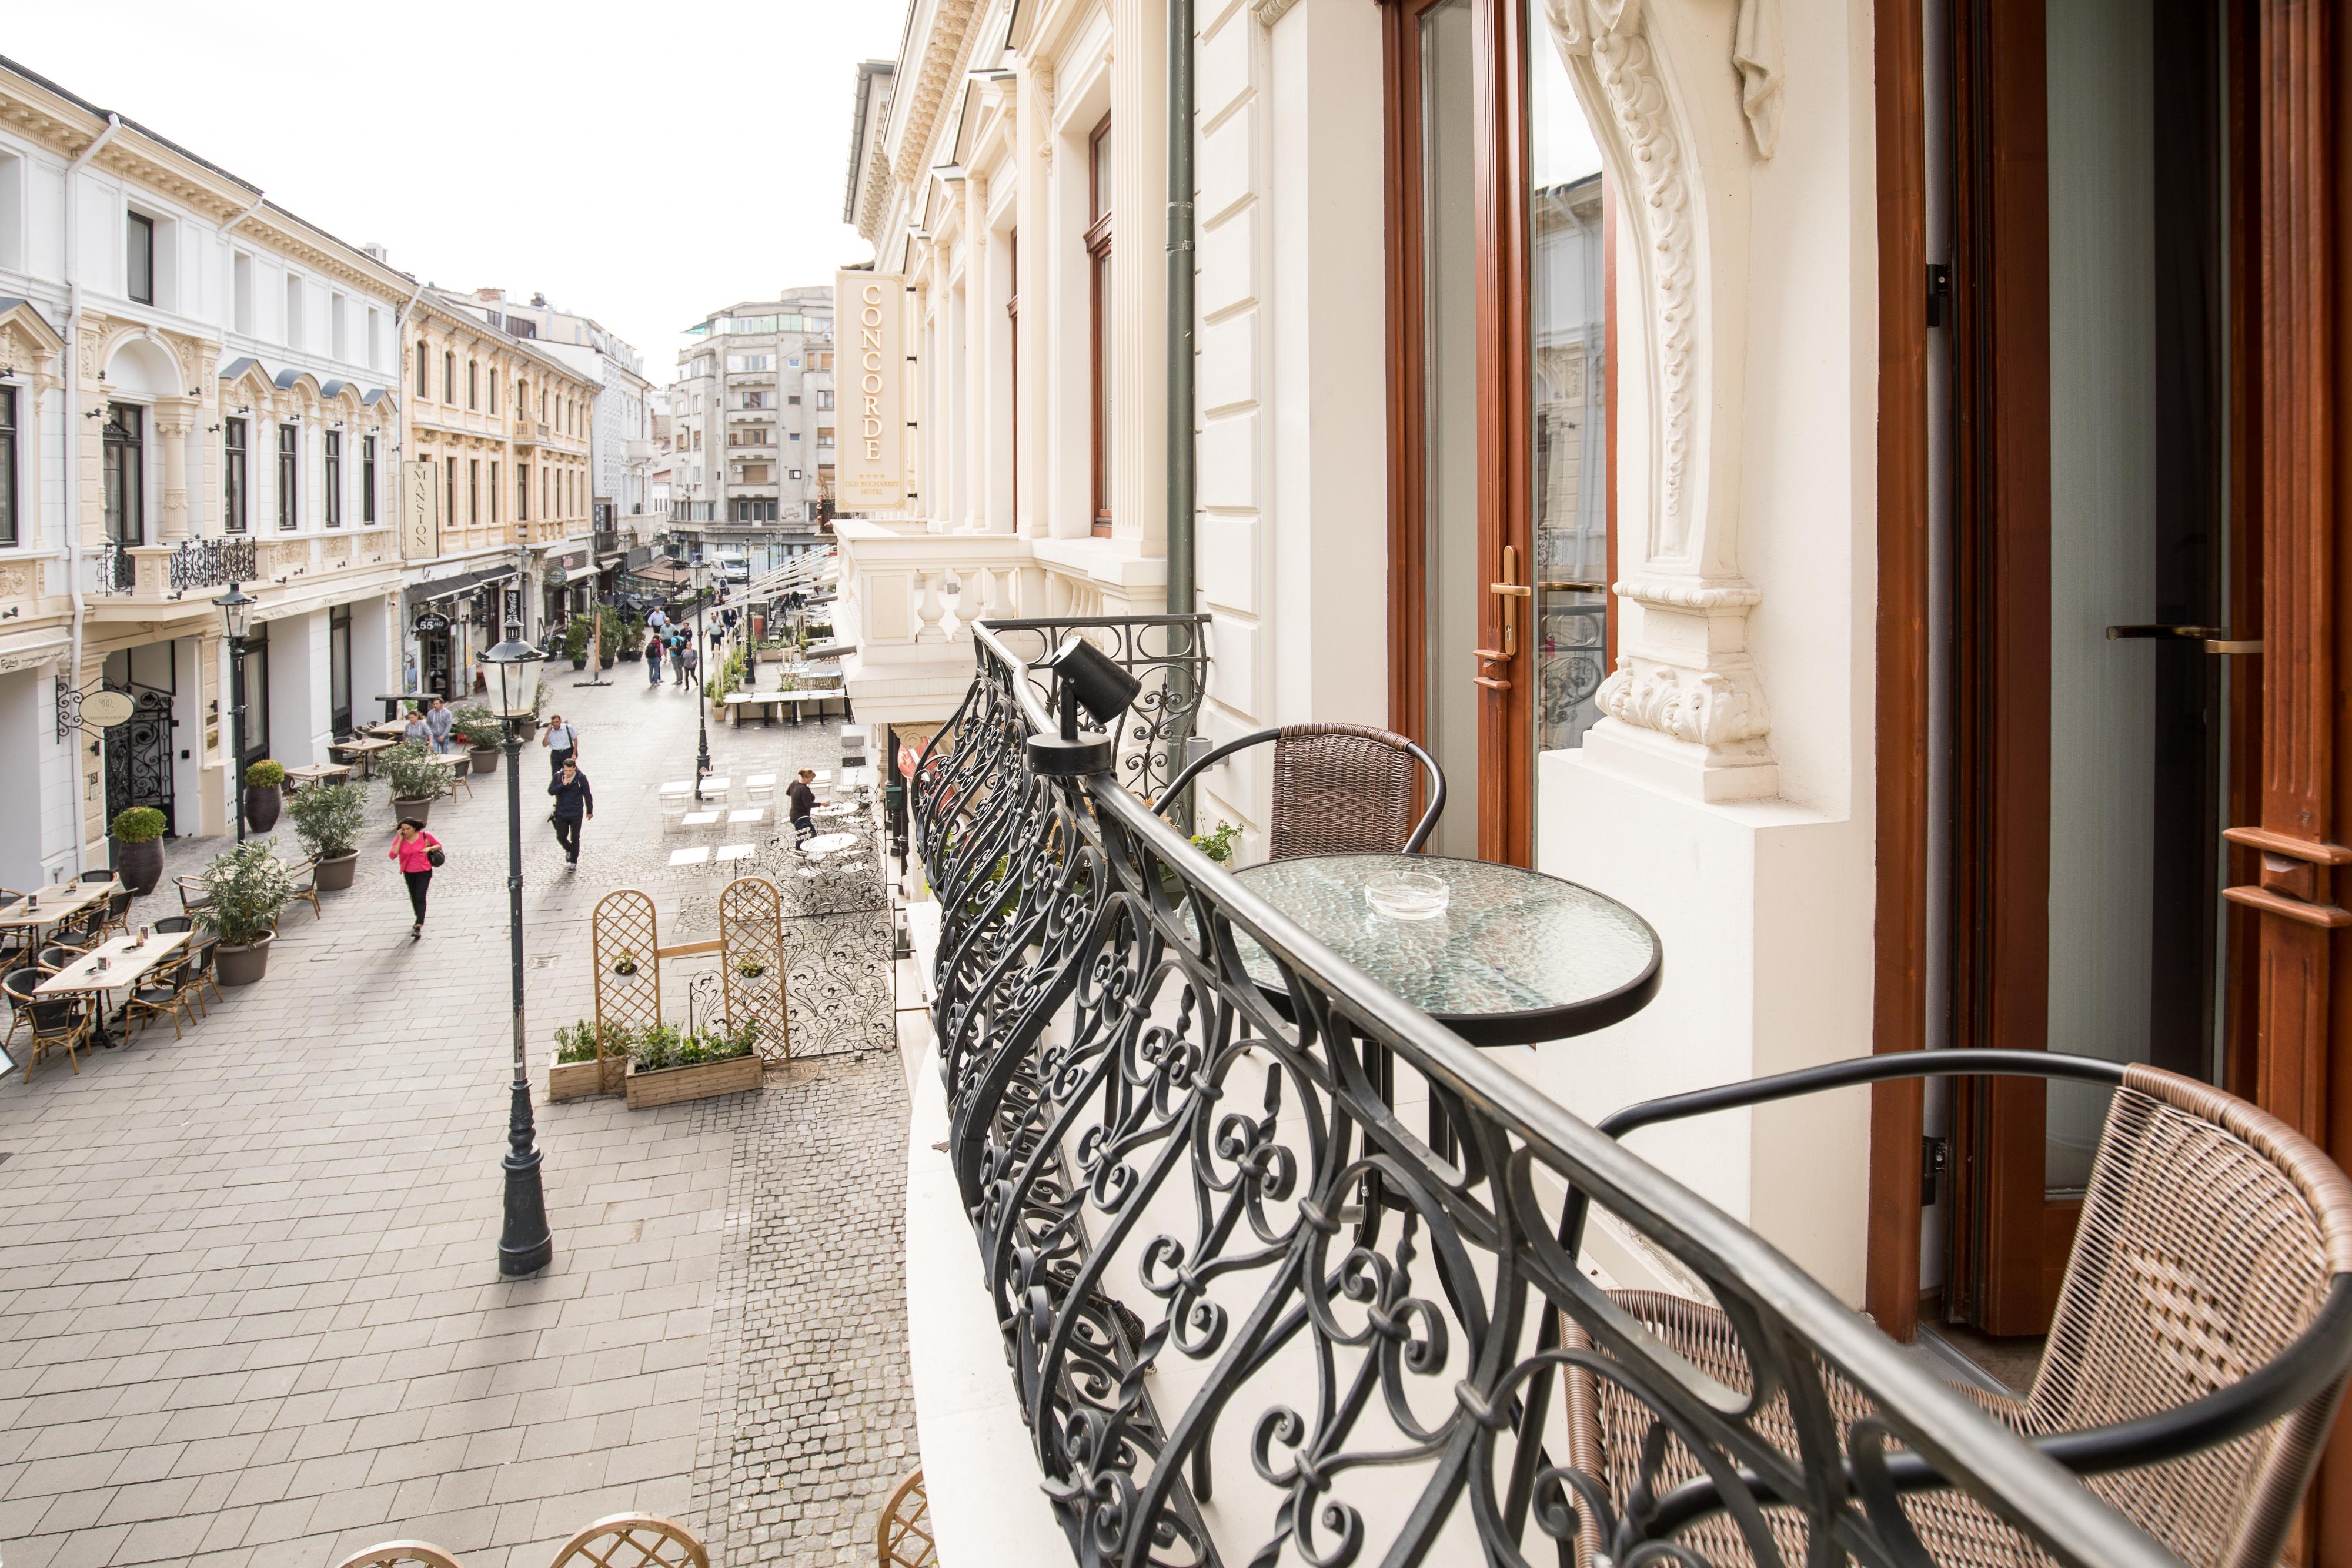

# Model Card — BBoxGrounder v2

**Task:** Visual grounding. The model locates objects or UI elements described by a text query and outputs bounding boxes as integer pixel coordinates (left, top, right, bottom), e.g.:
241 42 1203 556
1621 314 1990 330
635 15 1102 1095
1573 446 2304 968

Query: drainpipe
1165 0 1196 618
62 113 122 874
1164 0 1200 820
389 279 426 693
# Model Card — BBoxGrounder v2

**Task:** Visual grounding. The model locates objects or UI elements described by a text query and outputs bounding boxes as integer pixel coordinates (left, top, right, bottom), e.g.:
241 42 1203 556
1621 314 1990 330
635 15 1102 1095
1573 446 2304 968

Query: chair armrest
1596 1048 2129 1141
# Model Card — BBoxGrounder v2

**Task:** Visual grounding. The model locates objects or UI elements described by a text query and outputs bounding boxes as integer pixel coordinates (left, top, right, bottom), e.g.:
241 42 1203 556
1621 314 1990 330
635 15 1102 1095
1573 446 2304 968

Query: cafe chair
1154 723 1446 861
3 971 88 1080
92 889 133 942
34 942 88 975
125 954 197 1041
1557 1051 2352 1568
278 860 323 927
75 868 115 886
153 920 222 1015
175 876 213 915
1 964 34 1055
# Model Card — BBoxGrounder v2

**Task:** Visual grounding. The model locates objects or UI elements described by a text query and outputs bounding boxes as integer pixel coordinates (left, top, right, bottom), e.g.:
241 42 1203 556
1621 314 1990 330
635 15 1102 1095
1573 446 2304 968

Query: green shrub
554 1019 629 1064
563 618 592 658
383 743 447 803
450 703 503 750
285 781 365 860
1191 820 1241 864
109 806 166 843
193 842 293 945
628 1020 756 1072
243 759 286 788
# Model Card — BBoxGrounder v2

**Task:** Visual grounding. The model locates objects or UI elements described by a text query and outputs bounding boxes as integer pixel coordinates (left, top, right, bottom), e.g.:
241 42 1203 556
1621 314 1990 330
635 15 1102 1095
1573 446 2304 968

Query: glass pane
1419 0 1479 861
2043 0 2227 1194
1093 124 1114 219
1528 11 1609 790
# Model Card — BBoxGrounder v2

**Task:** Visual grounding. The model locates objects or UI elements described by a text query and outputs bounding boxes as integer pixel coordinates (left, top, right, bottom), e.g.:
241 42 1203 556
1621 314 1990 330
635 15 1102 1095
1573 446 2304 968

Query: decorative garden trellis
590 880 801 1085
590 888 662 1094
719 876 790 1064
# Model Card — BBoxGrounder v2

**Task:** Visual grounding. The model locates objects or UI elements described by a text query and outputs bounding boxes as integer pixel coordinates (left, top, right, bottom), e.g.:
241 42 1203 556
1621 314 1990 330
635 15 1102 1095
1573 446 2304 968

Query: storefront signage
413 611 452 636
834 269 904 511
79 690 137 728
400 460 439 561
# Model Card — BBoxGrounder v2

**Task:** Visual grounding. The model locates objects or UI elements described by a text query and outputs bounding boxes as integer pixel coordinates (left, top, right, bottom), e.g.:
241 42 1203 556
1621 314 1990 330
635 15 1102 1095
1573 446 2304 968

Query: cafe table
363 720 410 740
330 736 398 778
420 751 475 798
1230 854 1662 1047
724 691 785 728
36 930 190 1047
283 762 354 790
0 881 116 943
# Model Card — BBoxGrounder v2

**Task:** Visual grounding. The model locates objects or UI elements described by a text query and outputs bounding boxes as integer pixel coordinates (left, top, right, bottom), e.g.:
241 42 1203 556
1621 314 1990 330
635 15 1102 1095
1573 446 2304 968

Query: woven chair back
1266 725 1421 860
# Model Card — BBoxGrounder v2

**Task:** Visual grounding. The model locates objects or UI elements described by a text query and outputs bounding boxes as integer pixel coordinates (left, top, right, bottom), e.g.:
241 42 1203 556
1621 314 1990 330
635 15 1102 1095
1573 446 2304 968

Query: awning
627 559 694 587
410 563 517 604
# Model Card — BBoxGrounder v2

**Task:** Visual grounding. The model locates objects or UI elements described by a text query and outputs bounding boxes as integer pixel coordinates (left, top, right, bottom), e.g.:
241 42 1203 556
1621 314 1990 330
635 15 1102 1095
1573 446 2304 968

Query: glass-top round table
1231 854 1662 1045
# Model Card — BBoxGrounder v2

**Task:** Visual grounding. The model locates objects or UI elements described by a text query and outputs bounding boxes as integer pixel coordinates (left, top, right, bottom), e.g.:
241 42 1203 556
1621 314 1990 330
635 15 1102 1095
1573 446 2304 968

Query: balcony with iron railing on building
893 614 2352 1568
89 531 400 611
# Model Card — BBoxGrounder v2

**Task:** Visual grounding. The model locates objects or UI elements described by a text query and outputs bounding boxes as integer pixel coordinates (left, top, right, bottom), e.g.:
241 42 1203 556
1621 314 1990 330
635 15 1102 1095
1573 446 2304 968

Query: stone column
153 396 198 541
963 172 989 535
1110 0 1170 553
1016 60 1052 539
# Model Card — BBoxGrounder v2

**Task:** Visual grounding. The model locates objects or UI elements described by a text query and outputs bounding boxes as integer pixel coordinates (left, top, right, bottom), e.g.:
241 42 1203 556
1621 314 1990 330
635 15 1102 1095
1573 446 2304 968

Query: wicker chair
34 942 88 974
175 876 212 915
2 971 88 1081
1154 723 1446 859
153 917 219 1014
1559 1052 2352 1568
279 858 323 927
91 888 133 942
876 1470 937 1567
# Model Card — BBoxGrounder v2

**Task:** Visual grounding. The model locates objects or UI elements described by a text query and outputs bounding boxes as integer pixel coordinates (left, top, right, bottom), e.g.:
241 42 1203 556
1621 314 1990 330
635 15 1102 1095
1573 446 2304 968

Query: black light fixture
1027 636 1141 777
481 621 552 1279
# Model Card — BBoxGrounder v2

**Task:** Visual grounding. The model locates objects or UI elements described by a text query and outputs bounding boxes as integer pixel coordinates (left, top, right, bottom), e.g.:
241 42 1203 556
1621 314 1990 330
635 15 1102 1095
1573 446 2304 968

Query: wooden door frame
1381 0 1540 867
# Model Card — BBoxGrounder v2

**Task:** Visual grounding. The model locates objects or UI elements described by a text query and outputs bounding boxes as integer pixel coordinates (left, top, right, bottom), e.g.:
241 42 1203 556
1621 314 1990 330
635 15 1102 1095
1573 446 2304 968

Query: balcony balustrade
905 617 2352 1568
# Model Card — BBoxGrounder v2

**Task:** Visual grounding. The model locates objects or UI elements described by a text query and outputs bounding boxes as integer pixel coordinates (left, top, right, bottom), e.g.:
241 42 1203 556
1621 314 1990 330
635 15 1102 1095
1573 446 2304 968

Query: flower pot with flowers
549 1018 632 1100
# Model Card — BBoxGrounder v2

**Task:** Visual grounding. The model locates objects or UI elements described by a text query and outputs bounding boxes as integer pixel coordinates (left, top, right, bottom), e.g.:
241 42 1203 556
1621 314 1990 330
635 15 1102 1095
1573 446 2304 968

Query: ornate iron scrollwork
169 536 258 594
908 618 2191 1568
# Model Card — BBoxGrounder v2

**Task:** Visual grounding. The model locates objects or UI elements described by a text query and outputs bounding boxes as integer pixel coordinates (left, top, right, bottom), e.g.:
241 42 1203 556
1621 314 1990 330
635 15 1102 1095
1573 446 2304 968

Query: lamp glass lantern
213 582 255 643
483 624 544 719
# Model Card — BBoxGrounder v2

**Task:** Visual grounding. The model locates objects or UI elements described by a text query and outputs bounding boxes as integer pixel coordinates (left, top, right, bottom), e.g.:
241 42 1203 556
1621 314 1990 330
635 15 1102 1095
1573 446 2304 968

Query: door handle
2105 624 2263 655
1489 544 1529 658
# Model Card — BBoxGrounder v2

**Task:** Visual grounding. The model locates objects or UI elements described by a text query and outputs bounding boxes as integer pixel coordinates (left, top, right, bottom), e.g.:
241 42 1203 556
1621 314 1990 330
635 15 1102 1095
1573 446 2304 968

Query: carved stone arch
96 326 186 397
1541 0 1779 801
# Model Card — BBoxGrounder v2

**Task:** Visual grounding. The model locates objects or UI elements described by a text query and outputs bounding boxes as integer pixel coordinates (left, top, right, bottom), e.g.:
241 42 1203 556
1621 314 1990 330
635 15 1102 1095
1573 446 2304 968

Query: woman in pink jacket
388 818 443 940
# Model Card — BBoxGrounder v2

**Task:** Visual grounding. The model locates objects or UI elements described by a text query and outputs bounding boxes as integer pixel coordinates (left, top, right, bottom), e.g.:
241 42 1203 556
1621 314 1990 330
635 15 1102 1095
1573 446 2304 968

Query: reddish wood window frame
1088 114 1115 539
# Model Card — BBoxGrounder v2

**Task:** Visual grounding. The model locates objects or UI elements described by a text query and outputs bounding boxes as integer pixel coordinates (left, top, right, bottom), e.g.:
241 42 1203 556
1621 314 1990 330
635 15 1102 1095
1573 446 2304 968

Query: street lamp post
483 621 552 1278
691 556 713 803
214 583 255 844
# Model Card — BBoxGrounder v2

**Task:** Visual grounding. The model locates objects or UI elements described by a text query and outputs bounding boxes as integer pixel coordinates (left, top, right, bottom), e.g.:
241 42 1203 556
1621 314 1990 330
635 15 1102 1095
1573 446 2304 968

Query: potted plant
734 957 768 980
619 617 643 660
383 743 446 825
549 1019 629 1101
242 759 286 833
563 617 592 670
108 807 168 897
624 1019 763 1109
285 781 365 891
453 704 504 773
193 841 293 985
610 949 642 979
599 607 624 668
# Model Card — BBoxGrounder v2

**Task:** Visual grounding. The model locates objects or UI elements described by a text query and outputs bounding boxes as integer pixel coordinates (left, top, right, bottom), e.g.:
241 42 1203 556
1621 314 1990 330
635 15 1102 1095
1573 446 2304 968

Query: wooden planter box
547 1049 623 1102
625 1054 762 1109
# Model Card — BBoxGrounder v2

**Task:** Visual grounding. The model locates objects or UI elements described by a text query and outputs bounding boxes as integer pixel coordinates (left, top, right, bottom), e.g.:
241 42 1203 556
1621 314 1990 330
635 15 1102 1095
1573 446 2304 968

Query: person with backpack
646 632 664 685
388 819 443 940
548 758 594 866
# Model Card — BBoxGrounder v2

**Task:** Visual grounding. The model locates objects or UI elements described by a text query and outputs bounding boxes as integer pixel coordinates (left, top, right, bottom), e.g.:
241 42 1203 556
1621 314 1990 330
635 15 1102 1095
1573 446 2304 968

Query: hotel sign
400 460 439 560
834 270 904 511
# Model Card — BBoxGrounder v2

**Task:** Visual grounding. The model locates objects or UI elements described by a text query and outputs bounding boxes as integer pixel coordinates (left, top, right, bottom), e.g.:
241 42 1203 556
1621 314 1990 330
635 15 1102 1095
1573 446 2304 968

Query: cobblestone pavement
0 661 917 1567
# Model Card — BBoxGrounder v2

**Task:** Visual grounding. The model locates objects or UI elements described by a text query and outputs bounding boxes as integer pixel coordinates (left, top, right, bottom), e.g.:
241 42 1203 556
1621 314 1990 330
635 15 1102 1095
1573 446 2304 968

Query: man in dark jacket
786 768 818 843
549 760 594 864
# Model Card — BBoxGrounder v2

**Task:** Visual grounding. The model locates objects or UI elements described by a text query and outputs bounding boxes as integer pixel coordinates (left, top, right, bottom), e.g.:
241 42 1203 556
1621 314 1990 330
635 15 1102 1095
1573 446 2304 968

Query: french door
1384 0 1612 867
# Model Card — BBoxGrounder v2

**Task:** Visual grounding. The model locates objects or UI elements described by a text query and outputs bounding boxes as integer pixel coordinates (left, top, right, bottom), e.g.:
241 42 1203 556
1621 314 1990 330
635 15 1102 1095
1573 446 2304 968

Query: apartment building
449 288 655 524
0 56 410 880
396 290 599 699
667 287 836 573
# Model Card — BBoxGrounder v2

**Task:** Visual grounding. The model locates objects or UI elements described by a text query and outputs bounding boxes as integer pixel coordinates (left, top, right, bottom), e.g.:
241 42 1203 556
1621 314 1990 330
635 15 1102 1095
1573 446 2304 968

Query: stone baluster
914 571 948 643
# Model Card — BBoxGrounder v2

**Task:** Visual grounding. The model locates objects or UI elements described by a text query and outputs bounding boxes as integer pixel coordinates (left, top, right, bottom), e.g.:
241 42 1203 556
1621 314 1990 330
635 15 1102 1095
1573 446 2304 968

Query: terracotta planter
112 837 163 897
390 796 433 826
624 1053 762 1109
216 931 273 986
470 747 500 775
243 784 282 833
313 852 358 892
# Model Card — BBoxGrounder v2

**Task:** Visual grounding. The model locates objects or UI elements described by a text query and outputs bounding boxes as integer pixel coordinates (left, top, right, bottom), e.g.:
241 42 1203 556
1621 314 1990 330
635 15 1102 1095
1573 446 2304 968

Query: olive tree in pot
285 781 365 891
108 807 168 896
383 743 446 826
452 703 503 774
242 759 286 833
563 617 592 671
193 842 293 985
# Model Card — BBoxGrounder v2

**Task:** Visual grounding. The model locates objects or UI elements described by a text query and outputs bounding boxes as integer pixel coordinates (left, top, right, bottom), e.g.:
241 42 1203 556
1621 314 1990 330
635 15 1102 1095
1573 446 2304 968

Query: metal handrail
907 617 2191 1568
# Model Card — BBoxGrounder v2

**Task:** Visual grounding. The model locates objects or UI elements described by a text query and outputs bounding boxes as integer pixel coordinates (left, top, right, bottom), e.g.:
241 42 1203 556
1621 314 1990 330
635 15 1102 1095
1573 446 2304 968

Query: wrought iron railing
94 539 138 594
974 614 1207 803
169 536 257 595
909 617 2236 1568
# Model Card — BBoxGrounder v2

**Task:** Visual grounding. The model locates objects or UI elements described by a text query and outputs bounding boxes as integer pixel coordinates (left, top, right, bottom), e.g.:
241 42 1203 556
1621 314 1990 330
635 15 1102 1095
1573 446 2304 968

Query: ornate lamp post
483 622 553 1277
692 556 713 803
213 582 255 844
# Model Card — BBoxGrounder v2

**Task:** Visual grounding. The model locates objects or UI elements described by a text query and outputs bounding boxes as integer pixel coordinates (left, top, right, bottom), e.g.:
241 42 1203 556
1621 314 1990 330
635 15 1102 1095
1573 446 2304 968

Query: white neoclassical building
0 58 410 881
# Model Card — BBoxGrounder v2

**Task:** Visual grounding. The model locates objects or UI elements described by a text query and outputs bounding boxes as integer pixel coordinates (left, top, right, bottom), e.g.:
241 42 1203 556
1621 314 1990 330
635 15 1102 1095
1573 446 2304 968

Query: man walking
548 758 594 866
425 697 455 754
786 768 818 843
542 713 579 778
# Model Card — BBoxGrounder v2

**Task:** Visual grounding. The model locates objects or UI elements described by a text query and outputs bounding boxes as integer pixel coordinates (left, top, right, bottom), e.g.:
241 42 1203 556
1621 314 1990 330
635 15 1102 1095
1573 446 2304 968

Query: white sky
2 0 905 388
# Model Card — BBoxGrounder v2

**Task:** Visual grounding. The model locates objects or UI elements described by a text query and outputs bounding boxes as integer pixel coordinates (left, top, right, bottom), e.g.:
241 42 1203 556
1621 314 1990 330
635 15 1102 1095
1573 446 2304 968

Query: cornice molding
891 0 981 186
1253 0 1304 25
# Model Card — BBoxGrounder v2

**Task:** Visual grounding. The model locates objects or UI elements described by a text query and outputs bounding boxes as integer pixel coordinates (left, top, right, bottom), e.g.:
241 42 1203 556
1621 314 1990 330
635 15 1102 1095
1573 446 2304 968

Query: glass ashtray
1365 870 1449 921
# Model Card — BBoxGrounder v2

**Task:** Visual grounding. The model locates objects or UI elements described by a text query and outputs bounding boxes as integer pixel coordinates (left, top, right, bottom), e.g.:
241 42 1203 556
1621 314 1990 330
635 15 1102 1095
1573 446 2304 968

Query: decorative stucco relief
1598 657 1770 748
1735 0 1783 158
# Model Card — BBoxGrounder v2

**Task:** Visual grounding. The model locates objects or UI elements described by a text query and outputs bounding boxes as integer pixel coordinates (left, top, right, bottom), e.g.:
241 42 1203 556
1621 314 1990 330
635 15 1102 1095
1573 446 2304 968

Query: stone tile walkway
0 665 916 1567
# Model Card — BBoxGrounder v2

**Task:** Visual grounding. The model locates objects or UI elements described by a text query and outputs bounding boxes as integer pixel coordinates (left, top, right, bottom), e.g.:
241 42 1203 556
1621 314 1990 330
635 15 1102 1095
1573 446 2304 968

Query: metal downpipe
1165 0 1200 823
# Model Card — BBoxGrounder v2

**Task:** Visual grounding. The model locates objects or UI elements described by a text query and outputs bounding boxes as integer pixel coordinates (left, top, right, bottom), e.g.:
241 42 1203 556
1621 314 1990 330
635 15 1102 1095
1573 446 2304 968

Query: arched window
442 350 455 404
467 360 479 411
415 339 428 397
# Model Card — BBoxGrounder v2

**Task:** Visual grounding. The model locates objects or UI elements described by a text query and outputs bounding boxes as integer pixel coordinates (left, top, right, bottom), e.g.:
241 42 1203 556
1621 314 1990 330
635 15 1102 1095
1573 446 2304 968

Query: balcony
900 618 2352 1568
512 419 550 447
92 536 259 601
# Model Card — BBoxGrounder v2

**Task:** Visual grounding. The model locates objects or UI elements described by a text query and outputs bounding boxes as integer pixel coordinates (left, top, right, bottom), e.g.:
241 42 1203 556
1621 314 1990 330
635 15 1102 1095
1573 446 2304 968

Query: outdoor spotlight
1026 636 1141 777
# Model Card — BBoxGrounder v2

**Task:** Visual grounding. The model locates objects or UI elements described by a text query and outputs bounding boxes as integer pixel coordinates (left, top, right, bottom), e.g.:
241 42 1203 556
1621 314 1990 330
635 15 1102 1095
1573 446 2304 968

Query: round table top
1231 853 1662 1045
800 832 860 858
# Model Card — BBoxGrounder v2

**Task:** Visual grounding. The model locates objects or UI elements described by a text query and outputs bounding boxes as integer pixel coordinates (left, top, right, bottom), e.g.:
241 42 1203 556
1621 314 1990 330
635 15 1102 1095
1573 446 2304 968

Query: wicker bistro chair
34 942 88 974
91 888 133 942
175 875 212 915
1552 1051 2352 1568
278 858 323 927
1154 722 1447 859
2 971 89 1080
152 917 219 1014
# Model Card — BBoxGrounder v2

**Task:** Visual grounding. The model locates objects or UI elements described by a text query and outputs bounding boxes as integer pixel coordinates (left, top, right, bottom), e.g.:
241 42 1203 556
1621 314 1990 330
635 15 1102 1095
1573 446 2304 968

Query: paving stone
0 678 917 1564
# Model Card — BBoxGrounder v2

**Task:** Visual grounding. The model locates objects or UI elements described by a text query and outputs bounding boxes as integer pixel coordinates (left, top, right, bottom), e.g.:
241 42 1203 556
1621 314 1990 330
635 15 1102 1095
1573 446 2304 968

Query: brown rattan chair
876 1470 937 1567
278 858 322 927
1561 1053 2352 1568
175 875 212 916
1155 723 1446 859
3 971 89 1080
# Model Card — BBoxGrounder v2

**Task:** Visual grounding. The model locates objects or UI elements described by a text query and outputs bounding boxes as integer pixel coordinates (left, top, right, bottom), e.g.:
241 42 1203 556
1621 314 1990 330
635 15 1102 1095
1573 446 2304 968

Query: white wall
263 610 329 768
0 669 45 885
